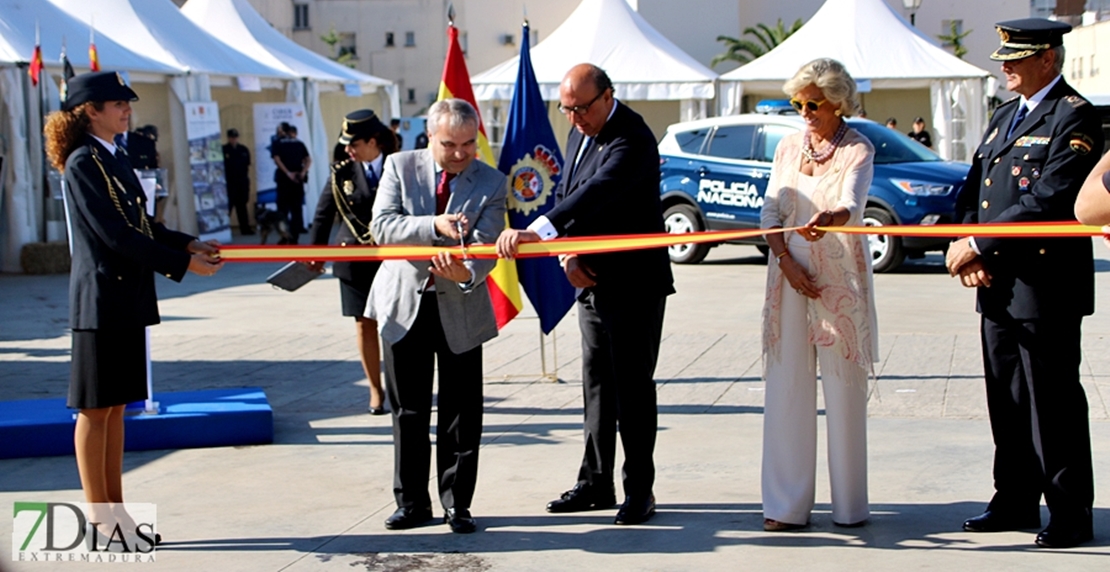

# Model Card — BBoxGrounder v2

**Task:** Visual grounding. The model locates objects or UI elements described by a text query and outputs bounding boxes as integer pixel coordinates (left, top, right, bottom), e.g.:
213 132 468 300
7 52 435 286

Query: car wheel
863 207 905 273
663 204 710 264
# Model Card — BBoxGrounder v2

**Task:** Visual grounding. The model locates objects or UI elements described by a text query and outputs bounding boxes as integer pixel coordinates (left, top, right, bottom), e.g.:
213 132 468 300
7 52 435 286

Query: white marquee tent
0 0 180 272
50 0 299 238
719 0 994 163
181 0 401 226
471 0 718 125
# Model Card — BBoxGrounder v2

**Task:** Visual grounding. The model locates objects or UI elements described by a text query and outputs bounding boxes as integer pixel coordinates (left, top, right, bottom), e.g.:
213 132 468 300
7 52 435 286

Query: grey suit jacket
366 149 507 354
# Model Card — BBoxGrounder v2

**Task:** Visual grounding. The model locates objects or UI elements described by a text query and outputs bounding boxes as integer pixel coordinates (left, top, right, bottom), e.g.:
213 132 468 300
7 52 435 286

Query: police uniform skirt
338 260 382 317
68 328 148 410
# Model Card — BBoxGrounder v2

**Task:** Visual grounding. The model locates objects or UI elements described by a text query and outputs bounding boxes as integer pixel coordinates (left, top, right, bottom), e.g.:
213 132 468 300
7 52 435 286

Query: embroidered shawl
760 128 879 376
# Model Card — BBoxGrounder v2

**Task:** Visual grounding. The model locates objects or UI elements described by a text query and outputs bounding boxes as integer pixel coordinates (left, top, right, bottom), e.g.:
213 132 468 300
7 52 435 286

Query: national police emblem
508 145 561 216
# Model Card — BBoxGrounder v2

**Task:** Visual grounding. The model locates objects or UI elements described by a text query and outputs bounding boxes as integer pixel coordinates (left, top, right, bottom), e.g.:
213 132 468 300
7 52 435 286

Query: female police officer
309 109 397 414
44 71 222 538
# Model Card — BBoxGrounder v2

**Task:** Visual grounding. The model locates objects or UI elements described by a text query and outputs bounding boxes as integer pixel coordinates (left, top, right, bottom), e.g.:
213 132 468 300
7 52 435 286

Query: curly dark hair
44 102 104 172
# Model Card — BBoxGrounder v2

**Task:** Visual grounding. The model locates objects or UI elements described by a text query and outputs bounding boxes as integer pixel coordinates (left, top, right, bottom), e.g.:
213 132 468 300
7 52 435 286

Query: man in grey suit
367 99 507 534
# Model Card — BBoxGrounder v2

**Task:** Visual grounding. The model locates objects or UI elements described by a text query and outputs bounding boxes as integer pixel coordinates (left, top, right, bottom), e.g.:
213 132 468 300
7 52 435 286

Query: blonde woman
759 58 878 531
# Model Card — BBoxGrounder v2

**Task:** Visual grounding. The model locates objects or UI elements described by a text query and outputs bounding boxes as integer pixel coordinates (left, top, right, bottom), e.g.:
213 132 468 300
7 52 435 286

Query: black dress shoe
444 507 477 534
546 483 617 513
614 494 656 525
963 510 1041 533
384 506 433 530
1036 520 1094 548
368 406 386 415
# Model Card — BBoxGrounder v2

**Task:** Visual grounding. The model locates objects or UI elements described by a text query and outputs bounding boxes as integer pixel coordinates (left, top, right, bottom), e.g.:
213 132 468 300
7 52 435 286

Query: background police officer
947 18 1102 549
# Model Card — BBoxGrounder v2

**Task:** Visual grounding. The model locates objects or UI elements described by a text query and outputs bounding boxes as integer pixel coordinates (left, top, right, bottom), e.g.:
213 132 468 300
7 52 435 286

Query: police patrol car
659 112 970 272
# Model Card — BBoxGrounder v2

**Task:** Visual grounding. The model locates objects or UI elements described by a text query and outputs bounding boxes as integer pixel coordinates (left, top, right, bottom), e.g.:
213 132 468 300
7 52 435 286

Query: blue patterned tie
365 164 378 189
1007 103 1028 139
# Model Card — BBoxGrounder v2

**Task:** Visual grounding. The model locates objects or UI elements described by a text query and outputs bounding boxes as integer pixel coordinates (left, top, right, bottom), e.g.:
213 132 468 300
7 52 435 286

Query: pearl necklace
802 120 848 164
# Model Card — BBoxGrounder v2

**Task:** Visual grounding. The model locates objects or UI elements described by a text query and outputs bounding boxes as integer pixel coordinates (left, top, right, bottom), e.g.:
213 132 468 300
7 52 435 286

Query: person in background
908 117 933 148
759 58 877 532
223 128 253 235
390 118 404 150
272 125 311 244
309 110 395 415
946 18 1101 549
885 117 898 129
43 71 222 545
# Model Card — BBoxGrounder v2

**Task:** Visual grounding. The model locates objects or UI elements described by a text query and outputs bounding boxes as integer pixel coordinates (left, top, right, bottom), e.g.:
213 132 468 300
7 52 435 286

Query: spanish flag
437 24 523 328
88 27 100 72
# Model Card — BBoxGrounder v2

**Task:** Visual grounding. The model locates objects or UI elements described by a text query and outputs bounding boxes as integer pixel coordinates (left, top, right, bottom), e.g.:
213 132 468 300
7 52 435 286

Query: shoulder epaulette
331 158 353 172
1064 94 1090 109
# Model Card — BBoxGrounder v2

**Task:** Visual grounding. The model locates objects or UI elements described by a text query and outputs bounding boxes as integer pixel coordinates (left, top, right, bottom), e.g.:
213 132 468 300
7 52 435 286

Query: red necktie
428 171 456 289
436 170 455 215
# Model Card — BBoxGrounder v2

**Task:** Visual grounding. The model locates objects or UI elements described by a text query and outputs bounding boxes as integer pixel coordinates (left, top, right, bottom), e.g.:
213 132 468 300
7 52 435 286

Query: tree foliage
938 21 972 60
320 26 356 68
711 18 804 68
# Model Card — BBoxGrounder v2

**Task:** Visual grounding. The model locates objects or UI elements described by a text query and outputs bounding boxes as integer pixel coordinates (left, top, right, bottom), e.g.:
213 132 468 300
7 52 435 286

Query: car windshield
851 121 943 164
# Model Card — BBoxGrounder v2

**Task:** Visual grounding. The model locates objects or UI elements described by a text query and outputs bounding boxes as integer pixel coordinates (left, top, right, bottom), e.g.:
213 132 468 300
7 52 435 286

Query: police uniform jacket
64 136 194 330
956 78 1102 320
309 158 378 282
544 102 675 300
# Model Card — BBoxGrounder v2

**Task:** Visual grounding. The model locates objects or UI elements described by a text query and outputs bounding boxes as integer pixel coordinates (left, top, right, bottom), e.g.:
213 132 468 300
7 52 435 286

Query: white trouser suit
761 235 870 527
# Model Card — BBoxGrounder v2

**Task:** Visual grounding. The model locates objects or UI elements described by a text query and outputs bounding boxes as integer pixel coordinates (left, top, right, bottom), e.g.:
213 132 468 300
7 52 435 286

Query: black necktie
115 146 131 170
1007 103 1028 139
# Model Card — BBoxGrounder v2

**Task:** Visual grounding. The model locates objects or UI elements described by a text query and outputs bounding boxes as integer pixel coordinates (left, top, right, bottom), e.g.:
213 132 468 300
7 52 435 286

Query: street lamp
903 0 922 26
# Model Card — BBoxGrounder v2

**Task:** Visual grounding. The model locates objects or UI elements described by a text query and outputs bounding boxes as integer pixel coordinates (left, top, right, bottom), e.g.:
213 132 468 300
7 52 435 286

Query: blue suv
658 114 970 272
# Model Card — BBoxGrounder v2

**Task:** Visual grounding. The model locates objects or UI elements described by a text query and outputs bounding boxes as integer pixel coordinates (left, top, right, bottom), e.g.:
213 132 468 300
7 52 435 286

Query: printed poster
184 102 231 242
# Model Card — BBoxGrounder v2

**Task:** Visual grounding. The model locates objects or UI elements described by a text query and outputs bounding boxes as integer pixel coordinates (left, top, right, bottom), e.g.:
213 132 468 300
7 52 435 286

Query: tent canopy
49 0 290 79
720 0 991 91
471 0 717 101
181 0 392 88
0 0 177 74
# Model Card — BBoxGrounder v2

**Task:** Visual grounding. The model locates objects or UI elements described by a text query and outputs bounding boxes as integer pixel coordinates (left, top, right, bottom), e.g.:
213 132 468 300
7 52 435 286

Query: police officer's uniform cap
64 71 139 111
338 109 386 145
991 18 1072 61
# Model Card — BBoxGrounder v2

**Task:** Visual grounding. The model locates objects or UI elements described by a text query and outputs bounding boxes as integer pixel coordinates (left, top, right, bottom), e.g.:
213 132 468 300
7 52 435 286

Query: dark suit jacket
310 158 379 282
64 136 194 330
956 78 1102 320
545 102 674 299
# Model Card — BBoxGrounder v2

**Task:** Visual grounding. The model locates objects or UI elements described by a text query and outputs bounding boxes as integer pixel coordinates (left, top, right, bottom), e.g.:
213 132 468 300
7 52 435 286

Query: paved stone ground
2 238 1110 571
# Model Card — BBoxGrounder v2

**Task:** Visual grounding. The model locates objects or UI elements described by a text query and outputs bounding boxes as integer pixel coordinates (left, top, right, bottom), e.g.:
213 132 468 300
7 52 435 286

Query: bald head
559 64 615 137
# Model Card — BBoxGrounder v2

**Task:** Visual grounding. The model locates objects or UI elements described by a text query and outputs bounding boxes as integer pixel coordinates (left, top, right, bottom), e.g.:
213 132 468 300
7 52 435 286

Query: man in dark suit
367 99 507 534
223 128 253 235
946 18 1102 549
496 63 675 525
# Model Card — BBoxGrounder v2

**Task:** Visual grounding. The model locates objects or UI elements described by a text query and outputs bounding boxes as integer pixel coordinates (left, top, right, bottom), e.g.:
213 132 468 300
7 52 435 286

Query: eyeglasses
789 98 828 112
558 90 607 116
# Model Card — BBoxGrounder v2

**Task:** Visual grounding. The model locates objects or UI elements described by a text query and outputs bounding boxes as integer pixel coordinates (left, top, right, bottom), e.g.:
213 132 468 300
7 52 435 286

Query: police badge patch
342 180 355 195
1069 132 1094 155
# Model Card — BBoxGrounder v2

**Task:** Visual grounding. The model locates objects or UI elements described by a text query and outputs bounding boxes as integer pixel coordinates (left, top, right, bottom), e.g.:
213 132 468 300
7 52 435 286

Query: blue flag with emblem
497 21 576 334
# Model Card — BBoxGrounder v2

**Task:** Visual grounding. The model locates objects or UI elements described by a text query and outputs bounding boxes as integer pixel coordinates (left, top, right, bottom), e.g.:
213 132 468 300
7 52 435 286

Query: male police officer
946 19 1102 549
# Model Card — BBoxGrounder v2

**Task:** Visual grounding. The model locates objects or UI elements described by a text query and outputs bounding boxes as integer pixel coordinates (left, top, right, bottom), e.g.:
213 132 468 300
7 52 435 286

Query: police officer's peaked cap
338 109 386 145
991 18 1072 61
63 71 139 111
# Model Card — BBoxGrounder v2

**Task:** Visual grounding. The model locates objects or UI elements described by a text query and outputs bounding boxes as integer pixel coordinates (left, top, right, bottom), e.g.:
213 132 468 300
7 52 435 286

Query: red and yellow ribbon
216 222 1104 263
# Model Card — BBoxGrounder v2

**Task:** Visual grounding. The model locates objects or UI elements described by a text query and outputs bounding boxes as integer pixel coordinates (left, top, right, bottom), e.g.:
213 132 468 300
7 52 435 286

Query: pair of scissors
456 219 469 260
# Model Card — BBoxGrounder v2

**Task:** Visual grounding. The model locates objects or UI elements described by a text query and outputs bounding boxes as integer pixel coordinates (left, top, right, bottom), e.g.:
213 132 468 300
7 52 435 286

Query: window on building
407 88 416 103
385 32 395 47
405 31 416 47
293 3 309 30
337 33 357 59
